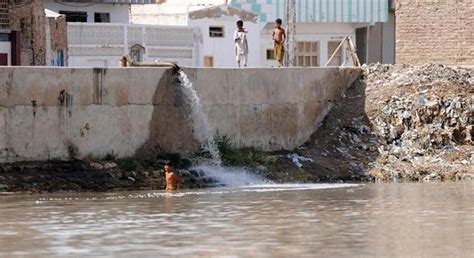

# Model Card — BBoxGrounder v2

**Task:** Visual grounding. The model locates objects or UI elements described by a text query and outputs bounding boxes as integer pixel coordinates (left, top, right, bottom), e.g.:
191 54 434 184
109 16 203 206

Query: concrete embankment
0 67 360 163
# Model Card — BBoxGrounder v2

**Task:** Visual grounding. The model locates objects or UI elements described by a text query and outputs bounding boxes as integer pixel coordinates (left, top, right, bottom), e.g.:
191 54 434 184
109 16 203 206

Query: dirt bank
0 158 219 193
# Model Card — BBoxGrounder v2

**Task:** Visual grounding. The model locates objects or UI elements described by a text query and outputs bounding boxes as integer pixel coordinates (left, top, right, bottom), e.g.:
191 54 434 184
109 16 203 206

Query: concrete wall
0 67 360 162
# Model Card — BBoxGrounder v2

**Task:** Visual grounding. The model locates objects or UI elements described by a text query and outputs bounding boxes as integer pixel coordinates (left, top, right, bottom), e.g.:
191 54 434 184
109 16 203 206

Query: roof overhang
230 0 390 23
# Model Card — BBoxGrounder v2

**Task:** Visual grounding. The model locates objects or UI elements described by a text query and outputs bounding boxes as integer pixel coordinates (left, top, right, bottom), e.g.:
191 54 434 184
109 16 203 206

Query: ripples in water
0 182 473 257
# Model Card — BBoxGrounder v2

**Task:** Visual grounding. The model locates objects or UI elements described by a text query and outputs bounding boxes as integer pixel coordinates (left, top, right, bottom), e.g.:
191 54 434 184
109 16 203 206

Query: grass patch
116 157 154 172
215 135 267 166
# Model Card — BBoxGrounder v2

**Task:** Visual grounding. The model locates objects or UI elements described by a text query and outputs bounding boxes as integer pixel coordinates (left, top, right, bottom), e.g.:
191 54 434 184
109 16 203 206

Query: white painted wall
189 17 260 67
260 22 356 67
0 42 10 65
44 0 130 23
67 23 197 67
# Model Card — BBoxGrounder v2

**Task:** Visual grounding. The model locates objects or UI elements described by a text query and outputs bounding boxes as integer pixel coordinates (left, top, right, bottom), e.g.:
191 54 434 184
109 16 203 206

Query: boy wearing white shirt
234 20 248 67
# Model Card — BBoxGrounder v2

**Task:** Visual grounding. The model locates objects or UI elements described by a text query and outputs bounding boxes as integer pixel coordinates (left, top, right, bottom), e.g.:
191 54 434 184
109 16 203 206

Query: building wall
356 11 395 65
9 0 47 65
67 23 196 67
261 22 356 67
44 0 130 23
0 0 8 29
189 12 260 67
45 15 68 66
396 0 474 65
0 66 360 162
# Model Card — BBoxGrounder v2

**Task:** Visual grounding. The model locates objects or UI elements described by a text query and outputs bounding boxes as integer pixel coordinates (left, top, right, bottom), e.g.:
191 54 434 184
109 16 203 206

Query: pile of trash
363 63 473 181
365 63 473 87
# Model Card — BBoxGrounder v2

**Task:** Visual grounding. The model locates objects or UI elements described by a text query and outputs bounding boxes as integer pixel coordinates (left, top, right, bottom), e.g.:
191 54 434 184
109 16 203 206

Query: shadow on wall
272 77 382 182
136 68 200 159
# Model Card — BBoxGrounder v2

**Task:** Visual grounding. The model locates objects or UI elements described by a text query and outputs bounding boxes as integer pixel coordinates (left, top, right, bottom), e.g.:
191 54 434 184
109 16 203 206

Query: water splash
177 70 271 186
192 164 269 187
177 70 221 165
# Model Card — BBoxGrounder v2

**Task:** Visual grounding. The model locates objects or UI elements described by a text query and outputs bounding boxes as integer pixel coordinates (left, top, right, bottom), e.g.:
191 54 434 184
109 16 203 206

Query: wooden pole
325 36 347 66
347 36 361 67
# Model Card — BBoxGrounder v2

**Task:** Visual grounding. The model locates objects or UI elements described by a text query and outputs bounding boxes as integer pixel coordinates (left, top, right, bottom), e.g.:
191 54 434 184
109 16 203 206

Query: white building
132 2 260 68
43 0 153 23
67 23 197 67
132 0 391 67
188 5 260 67
230 0 391 66
45 0 200 67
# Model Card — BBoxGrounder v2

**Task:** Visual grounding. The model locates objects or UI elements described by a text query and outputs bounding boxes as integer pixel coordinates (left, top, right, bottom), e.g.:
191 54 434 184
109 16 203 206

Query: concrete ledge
0 67 360 162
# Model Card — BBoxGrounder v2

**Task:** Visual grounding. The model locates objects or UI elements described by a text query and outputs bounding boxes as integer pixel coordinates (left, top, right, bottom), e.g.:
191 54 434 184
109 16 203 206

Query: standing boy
164 162 182 191
272 18 286 67
234 20 249 67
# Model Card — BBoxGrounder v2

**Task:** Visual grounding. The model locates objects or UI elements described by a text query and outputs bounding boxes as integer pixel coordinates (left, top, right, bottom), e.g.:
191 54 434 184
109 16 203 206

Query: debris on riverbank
274 63 473 182
0 158 219 193
364 63 473 181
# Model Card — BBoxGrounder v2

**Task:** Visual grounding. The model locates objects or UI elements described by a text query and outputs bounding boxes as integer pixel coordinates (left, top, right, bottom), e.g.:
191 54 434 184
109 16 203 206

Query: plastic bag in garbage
287 153 314 168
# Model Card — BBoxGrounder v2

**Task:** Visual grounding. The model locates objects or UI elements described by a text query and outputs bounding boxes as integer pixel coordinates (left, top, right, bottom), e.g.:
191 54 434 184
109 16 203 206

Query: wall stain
31 100 37 116
80 123 90 137
136 69 199 159
93 68 106 104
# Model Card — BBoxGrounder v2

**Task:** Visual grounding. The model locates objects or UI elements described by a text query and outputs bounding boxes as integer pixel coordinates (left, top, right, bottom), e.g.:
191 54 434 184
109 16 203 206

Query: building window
327 41 343 66
0 1 9 29
94 12 110 23
209 26 224 38
204 56 214 67
266 49 275 60
59 11 87 22
297 41 319 67
130 44 145 63
0 33 10 42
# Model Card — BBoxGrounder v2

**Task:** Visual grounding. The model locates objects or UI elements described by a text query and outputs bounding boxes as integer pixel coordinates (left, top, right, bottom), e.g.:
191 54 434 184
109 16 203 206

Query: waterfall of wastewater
177 70 222 165
176 70 269 186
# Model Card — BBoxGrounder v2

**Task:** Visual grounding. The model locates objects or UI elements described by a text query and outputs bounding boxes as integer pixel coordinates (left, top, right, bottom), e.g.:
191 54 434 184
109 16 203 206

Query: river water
0 181 473 257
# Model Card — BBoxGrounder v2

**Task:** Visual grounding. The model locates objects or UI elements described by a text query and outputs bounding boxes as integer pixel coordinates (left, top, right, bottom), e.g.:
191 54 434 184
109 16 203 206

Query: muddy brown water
0 182 473 257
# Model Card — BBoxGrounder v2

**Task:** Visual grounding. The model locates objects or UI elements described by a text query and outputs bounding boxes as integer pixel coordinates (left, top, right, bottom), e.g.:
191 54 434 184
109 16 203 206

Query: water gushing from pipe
177 70 222 165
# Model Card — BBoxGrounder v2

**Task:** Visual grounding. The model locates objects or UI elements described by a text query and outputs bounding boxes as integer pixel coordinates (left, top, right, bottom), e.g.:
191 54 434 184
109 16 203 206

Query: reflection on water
0 182 473 257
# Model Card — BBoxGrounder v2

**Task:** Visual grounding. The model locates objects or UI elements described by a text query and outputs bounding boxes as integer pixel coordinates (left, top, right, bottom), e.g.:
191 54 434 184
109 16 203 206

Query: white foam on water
237 183 360 193
33 183 360 203
191 163 270 187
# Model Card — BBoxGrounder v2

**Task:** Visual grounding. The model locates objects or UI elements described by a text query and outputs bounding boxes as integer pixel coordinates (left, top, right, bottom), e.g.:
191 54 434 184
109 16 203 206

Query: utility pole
285 0 296 66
